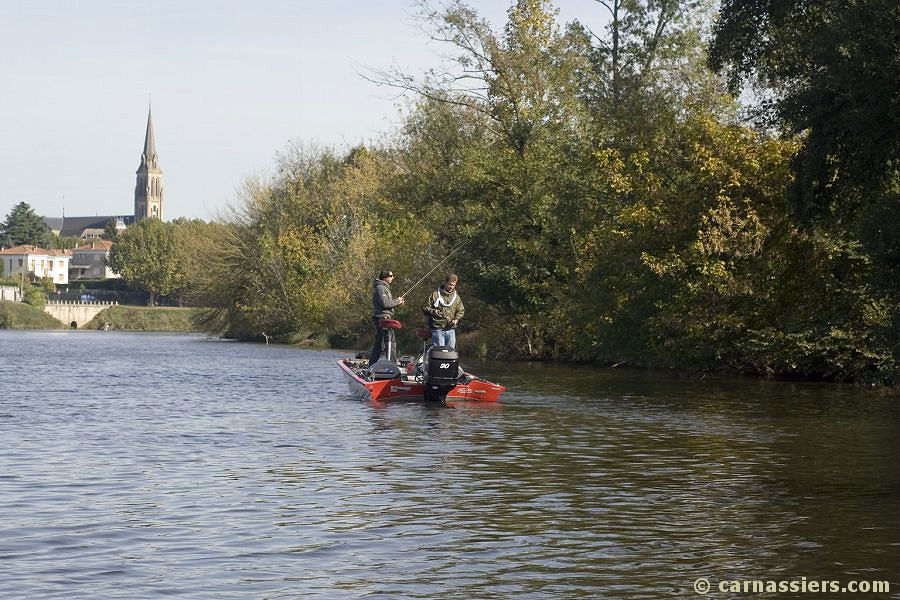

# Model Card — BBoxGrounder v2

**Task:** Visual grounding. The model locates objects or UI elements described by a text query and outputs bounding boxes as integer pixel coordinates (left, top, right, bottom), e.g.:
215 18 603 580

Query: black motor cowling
424 346 459 402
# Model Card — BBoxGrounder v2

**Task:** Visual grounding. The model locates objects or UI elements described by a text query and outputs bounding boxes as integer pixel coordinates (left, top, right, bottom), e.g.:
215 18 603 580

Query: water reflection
0 331 896 598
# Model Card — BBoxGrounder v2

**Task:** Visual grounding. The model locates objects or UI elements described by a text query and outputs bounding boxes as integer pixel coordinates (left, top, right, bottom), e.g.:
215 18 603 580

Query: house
71 240 118 280
0 245 71 284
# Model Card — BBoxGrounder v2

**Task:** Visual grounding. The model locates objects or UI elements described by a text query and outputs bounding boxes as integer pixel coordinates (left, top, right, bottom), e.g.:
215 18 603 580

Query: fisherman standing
369 269 404 366
423 273 464 348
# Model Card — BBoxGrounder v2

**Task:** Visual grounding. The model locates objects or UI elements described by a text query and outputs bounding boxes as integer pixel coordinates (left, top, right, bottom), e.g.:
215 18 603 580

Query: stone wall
44 301 117 329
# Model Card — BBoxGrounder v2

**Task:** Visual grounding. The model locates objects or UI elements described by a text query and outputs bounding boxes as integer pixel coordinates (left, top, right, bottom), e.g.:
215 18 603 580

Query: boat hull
337 359 504 403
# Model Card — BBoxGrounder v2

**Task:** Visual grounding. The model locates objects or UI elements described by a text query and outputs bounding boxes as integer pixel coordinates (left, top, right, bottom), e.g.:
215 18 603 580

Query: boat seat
379 319 403 330
369 359 401 380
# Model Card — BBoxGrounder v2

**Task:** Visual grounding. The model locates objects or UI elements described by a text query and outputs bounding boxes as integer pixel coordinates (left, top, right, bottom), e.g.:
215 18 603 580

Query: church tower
134 107 163 221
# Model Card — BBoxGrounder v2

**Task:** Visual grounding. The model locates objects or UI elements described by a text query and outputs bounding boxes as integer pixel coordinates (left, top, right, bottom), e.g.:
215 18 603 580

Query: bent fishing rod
399 239 470 298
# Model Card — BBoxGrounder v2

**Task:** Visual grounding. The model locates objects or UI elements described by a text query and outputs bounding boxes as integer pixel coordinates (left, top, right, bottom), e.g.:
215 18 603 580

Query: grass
84 305 204 332
0 301 65 329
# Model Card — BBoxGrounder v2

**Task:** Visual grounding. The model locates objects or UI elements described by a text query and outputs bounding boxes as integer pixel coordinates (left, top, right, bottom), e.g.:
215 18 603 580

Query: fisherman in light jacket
422 273 464 349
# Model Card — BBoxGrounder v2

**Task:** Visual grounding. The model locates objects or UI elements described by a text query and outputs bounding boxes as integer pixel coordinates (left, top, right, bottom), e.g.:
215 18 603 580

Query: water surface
1 331 897 598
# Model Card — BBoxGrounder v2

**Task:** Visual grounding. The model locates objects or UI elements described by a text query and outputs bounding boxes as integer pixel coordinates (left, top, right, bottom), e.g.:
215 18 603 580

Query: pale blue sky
1 0 598 221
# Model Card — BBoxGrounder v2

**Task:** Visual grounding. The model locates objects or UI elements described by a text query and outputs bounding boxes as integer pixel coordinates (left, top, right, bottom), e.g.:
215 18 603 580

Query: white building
0 245 71 284
71 240 119 280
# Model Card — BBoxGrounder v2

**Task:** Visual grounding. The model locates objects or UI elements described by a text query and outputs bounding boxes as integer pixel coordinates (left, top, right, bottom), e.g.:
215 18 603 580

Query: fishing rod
399 239 470 298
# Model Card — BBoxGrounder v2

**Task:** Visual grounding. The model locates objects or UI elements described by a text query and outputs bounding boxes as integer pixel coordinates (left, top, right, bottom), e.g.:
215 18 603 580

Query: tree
47 234 81 250
102 219 120 241
1 202 52 248
108 219 183 306
23 281 47 310
195 145 405 341
374 0 599 355
709 0 900 382
579 0 729 138
708 0 900 225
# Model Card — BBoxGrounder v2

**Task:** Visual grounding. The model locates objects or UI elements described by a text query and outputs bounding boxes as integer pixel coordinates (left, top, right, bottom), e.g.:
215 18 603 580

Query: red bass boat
337 319 505 404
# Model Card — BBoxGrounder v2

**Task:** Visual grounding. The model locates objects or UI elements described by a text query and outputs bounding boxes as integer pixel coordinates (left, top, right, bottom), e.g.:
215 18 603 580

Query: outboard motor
423 345 459 402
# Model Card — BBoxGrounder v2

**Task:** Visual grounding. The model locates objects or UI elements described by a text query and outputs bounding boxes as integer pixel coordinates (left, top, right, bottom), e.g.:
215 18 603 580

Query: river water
0 331 897 598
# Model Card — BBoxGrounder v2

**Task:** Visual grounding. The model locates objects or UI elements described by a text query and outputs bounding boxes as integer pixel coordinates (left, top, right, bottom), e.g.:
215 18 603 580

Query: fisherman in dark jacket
369 269 404 366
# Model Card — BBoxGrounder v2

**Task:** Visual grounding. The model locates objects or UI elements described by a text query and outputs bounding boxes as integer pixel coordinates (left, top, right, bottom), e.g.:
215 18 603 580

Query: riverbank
0 301 65 329
84 305 203 331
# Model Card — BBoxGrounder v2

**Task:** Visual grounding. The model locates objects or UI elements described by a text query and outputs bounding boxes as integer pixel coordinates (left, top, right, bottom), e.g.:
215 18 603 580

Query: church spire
138 106 160 172
135 104 164 221
143 106 157 161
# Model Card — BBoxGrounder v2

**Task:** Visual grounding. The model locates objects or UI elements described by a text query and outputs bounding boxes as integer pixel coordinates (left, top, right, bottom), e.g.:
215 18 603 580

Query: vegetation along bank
0 301 64 330
178 1 895 383
3 1 895 384
84 306 202 332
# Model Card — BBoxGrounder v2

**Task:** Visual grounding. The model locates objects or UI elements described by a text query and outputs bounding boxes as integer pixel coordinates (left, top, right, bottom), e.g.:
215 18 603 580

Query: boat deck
337 358 505 403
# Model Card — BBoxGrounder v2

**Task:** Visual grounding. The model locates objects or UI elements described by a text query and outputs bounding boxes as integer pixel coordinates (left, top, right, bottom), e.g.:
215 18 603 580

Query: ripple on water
0 331 897 598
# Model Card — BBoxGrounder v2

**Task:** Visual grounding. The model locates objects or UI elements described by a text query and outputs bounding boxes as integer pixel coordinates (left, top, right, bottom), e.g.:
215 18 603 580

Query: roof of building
44 217 64 231
0 244 48 255
42 215 135 238
74 240 114 251
0 244 71 257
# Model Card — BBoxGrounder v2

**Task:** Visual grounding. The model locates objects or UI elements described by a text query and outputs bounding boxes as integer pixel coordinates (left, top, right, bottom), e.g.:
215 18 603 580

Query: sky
0 0 600 222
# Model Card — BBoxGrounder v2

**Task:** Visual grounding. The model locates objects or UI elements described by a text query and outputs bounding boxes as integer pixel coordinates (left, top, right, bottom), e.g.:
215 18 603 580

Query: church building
45 107 164 239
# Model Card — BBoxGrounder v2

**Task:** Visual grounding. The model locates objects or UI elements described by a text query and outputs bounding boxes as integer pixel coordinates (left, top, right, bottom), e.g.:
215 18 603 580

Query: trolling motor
423 345 459 403
369 319 403 380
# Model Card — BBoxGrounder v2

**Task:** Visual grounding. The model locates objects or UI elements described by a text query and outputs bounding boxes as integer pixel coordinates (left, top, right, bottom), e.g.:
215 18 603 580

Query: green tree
23 280 47 310
196 145 403 341
378 0 599 356
38 275 56 296
189 0 896 381
709 0 900 382
579 0 730 138
47 234 81 250
101 218 120 241
169 218 226 307
108 219 183 306
1 202 52 248
708 0 900 224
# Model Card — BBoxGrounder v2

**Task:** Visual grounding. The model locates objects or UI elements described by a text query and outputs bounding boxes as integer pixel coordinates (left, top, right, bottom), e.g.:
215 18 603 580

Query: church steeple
134 105 164 221
141 107 158 168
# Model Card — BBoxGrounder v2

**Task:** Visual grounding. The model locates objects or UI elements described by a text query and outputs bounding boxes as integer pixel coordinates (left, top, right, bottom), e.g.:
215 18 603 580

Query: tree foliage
102 219 120 241
708 0 900 225
23 281 47 310
708 0 899 380
108 219 183 306
191 145 421 342
1 202 52 249
46 234 81 250
186 0 896 383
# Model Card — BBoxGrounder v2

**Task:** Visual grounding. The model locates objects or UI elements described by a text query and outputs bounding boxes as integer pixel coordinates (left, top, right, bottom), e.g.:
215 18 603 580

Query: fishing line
399 239 470 298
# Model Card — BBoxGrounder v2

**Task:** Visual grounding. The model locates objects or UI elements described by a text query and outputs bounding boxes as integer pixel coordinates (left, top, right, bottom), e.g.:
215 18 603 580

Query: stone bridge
45 301 118 329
